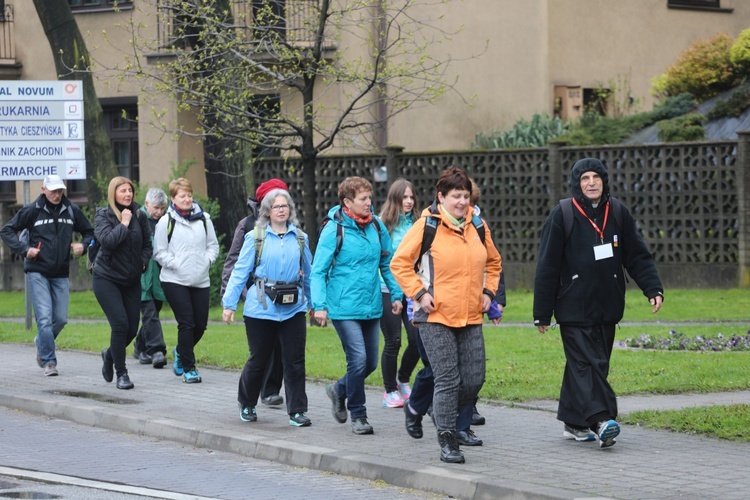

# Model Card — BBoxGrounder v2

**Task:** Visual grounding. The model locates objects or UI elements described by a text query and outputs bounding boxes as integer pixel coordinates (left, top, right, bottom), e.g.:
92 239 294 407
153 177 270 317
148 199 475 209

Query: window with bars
68 0 133 13
667 0 725 10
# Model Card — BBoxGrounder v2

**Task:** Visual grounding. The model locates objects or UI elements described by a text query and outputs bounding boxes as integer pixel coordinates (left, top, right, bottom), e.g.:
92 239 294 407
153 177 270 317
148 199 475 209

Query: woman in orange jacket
390 167 501 464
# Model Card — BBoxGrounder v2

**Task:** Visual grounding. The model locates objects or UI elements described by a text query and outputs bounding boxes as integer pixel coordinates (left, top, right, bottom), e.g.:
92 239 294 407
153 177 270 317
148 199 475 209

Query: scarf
343 206 373 229
171 202 192 220
439 203 465 229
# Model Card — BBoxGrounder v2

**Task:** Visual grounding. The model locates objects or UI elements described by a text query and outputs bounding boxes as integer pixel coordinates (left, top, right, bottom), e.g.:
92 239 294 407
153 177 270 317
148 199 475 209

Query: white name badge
594 243 614 261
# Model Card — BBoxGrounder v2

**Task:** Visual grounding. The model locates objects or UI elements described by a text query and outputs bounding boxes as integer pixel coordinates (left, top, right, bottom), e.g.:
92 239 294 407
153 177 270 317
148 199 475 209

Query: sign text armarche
0 81 86 181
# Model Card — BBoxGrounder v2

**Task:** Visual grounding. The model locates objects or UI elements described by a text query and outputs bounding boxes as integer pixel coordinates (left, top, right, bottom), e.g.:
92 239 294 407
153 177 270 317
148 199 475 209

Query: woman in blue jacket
311 177 403 435
222 188 313 427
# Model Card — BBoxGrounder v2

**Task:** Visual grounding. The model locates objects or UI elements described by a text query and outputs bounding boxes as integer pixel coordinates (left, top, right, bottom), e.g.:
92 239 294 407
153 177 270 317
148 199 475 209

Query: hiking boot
563 424 596 442
239 405 257 422
261 394 284 406
289 413 312 427
152 352 167 369
437 431 465 463
138 352 153 365
456 429 483 446
596 419 620 448
101 349 113 383
326 383 347 423
172 346 183 376
397 382 412 400
404 403 423 439
351 416 374 435
182 369 202 384
382 390 404 408
471 404 485 426
44 364 58 377
116 373 134 390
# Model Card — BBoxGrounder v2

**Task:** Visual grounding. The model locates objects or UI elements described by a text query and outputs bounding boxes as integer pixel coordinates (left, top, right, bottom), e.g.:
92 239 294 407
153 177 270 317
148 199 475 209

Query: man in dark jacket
0 175 94 376
220 178 287 406
533 158 664 448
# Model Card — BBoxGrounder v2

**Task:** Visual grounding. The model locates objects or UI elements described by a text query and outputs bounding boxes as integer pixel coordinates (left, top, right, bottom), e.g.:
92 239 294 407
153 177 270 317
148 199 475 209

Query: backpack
560 197 624 242
318 208 387 267
166 212 207 243
251 226 306 283
414 200 487 272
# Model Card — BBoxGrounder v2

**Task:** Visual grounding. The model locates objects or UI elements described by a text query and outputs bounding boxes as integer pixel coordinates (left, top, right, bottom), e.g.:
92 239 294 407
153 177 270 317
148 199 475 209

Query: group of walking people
2 156 664 463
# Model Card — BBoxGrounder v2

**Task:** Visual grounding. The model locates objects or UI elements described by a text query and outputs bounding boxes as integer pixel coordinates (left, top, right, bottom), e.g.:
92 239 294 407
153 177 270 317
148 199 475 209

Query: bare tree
96 0 473 243
32 0 118 207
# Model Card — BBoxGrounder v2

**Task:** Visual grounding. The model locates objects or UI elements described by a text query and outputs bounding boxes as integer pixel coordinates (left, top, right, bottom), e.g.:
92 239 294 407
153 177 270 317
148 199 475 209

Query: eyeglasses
271 204 290 211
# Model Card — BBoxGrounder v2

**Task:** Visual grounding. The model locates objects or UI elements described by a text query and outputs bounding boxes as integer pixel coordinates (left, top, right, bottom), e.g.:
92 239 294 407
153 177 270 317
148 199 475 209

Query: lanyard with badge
572 198 614 261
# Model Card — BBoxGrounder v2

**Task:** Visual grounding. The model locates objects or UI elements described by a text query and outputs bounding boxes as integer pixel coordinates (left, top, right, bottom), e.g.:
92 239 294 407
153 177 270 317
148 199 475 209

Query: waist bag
264 281 299 305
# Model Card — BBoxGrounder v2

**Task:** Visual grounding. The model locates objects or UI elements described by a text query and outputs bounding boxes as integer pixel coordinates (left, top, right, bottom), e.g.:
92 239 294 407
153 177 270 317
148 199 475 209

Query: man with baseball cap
220 178 288 406
0 174 94 376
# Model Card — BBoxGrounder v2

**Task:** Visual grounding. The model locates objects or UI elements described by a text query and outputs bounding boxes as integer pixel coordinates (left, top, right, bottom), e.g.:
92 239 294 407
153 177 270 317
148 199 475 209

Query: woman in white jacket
154 177 219 384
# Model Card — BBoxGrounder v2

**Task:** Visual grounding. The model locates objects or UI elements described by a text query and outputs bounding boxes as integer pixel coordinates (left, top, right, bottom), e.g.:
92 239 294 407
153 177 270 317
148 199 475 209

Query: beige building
1 0 749 202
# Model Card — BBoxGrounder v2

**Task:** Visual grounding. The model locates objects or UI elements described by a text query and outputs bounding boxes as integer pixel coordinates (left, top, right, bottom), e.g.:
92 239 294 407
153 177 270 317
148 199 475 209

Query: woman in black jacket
93 176 152 390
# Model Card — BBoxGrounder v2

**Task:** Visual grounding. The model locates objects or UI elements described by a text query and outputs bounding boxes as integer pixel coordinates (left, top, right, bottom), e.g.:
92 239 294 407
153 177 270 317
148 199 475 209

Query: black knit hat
569 158 610 200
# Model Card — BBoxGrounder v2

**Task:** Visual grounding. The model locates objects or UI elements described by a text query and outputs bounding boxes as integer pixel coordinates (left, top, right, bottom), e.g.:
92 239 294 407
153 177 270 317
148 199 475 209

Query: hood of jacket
569 158 610 213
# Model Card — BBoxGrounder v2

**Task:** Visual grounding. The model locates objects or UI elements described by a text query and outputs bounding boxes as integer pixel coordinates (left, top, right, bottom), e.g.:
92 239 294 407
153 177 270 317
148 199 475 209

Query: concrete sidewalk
1 342 750 500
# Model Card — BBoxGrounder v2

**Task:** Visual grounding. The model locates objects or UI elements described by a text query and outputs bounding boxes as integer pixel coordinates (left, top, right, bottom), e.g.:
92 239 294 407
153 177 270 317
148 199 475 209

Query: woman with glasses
222 188 313 427
311 176 403 435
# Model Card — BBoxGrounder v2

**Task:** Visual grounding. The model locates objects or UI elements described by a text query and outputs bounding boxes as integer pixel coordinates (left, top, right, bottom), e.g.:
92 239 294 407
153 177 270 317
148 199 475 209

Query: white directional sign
0 81 86 181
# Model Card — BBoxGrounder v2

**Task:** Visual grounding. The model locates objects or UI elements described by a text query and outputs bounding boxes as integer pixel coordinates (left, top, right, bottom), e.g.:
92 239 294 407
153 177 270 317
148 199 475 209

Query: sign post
0 81 86 329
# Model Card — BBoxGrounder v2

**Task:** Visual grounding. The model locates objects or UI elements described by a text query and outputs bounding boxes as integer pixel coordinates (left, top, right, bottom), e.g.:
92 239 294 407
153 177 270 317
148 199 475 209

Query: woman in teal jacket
311 176 403 435
378 178 421 408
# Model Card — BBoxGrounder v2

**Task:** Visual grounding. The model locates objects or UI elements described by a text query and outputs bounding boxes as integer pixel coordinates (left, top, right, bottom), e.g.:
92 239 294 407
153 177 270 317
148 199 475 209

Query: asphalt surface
1 342 750 499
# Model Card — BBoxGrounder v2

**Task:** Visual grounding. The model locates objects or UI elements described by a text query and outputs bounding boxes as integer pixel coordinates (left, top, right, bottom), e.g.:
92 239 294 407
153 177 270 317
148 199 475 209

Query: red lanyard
571 198 609 243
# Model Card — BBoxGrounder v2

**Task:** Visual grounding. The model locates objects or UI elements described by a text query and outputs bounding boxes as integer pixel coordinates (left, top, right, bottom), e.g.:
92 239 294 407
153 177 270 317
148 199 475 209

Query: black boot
404 403 423 439
437 431 465 463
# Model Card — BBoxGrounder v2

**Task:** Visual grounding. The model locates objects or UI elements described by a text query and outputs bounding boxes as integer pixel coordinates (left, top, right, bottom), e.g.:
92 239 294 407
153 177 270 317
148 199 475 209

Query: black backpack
414 200 487 272
560 197 624 242
318 208 387 267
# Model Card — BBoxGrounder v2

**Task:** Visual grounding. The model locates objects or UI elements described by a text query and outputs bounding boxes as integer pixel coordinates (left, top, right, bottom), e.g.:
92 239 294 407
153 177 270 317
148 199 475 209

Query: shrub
730 27 750 77
473 113 568 149
706 85 750 120
650 93 697 122
652 33 740 102
656 114 706 142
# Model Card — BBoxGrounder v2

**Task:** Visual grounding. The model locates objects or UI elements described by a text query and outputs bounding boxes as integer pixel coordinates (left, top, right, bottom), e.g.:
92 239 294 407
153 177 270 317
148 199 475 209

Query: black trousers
162 283 209 373
135 299 167 355
93 276 141 378
261 337 284 397
239 313 308 415
557 324 618 428
379 292 420 392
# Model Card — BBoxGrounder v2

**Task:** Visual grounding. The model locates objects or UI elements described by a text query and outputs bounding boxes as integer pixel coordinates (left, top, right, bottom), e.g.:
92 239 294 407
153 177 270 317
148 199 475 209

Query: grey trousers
418 322 485 432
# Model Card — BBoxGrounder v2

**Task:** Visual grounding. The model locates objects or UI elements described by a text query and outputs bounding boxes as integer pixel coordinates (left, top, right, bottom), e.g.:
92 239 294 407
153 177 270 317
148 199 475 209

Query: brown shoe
44 364 58 377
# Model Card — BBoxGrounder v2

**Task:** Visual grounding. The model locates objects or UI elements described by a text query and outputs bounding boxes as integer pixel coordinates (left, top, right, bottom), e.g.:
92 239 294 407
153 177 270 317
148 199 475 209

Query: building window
68 0 133 13
667 1 730 11
66 101 139 201
106 105 139 181
249 94 282 158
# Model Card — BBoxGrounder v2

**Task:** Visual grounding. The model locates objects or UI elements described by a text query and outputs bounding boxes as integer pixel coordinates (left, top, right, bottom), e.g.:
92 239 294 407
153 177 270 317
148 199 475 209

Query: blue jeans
332 319 380 419
28 272 69 367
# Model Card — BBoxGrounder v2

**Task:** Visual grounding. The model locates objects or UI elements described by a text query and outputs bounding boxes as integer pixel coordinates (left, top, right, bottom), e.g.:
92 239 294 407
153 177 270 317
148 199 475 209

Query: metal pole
23 180 31 330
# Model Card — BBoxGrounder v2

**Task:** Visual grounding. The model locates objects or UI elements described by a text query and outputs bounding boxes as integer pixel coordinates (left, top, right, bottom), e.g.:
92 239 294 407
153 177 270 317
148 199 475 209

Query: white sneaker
563 424 596 442
382 390 404 408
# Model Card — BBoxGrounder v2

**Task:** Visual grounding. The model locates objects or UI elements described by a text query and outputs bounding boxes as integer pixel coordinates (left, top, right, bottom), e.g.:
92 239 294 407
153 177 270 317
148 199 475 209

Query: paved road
0 406 444 499
2 342 750 499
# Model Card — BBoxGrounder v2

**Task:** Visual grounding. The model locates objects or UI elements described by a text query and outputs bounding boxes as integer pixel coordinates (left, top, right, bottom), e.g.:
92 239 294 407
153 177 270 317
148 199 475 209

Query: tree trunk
203 134 247 247
32 0 117 209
